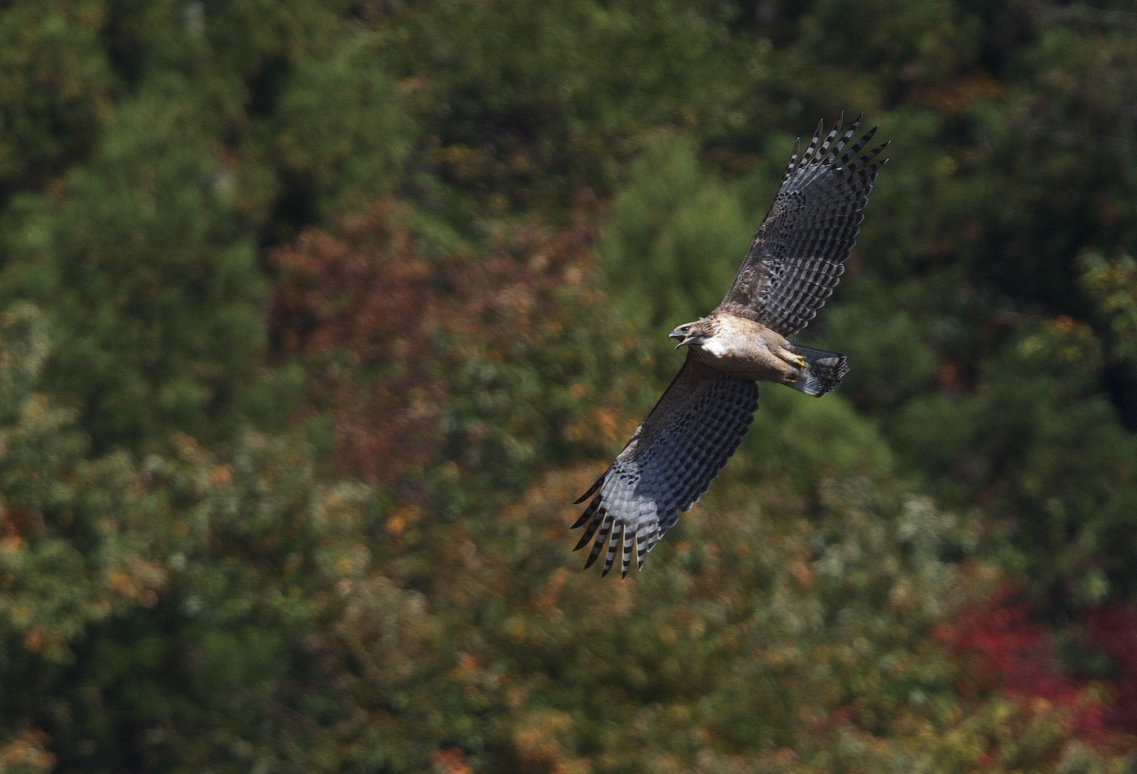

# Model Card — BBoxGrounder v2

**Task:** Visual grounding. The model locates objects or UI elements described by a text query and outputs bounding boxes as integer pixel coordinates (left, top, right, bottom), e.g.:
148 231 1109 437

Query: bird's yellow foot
793 355 807 368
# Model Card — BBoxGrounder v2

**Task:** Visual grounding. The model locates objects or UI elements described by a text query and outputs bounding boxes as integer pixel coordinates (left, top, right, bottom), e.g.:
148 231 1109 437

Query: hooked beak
669 330 688 349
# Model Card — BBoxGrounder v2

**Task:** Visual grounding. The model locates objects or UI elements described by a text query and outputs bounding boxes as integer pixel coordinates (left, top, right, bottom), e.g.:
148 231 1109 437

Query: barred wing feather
572 356 759 578
718 114 888 337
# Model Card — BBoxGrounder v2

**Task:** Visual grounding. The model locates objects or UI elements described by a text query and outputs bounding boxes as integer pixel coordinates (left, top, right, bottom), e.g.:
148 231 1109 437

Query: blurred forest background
3 0 1137 771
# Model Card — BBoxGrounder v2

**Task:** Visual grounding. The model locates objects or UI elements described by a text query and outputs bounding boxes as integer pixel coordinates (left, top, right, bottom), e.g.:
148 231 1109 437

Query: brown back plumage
717 114 888 336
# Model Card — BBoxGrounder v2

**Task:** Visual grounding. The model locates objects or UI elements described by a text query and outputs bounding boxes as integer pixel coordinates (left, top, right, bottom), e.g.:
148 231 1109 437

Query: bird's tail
787 345 849 397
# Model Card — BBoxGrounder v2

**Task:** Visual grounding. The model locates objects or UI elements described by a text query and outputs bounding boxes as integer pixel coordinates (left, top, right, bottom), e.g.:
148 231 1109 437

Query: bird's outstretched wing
717 114 888 337
572 354 759 578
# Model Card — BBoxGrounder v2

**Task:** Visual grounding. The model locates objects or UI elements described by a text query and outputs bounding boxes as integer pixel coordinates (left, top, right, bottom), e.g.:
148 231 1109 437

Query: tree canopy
1 1 1137 771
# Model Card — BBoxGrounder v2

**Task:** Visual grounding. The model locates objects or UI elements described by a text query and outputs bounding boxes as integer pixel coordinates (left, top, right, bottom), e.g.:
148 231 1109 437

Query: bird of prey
572 114 888 578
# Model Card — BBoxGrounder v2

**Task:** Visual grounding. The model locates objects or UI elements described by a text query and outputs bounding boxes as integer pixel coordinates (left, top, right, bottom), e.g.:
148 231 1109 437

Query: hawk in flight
573 114 888 578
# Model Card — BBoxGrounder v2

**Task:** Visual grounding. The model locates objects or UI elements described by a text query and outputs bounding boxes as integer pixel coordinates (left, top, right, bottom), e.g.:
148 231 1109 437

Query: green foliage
0 2 110 192
824 282 942 412
3 77 266 447
377 0 760 220
0 1 414 449
601 132 752 330
2 0 1137 770
789 0 982 105
0 302 428 771
271 42 411 218
741 386 896 494
1079 249 1137 364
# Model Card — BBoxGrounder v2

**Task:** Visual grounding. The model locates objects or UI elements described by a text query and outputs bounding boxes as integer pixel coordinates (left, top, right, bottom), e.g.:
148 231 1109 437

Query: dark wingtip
573 518 600 552
572 531 592 552
873 140 891 167
571 496 600 529
573 473 605 504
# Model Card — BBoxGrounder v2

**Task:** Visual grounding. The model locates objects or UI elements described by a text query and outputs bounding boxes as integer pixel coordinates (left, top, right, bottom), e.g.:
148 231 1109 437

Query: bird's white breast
701 337 737 358
689 315 792 382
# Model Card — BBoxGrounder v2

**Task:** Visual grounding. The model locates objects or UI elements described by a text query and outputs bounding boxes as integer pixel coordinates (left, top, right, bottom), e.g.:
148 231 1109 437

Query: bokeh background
2 0 1137 771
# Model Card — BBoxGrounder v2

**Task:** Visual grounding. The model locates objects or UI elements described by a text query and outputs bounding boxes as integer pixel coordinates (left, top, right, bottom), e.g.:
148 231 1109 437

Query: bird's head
668 318 714 349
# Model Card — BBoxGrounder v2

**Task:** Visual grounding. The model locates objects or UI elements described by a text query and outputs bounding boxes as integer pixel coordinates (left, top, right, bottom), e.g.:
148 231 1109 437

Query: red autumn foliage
942 587 1086 705
269 201 601 486
941 587 1137 746
271 202 447 485
1088 604 1137 735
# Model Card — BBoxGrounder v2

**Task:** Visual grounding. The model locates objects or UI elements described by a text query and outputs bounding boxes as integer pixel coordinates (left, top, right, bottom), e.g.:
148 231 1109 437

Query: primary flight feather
573 114 888 578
